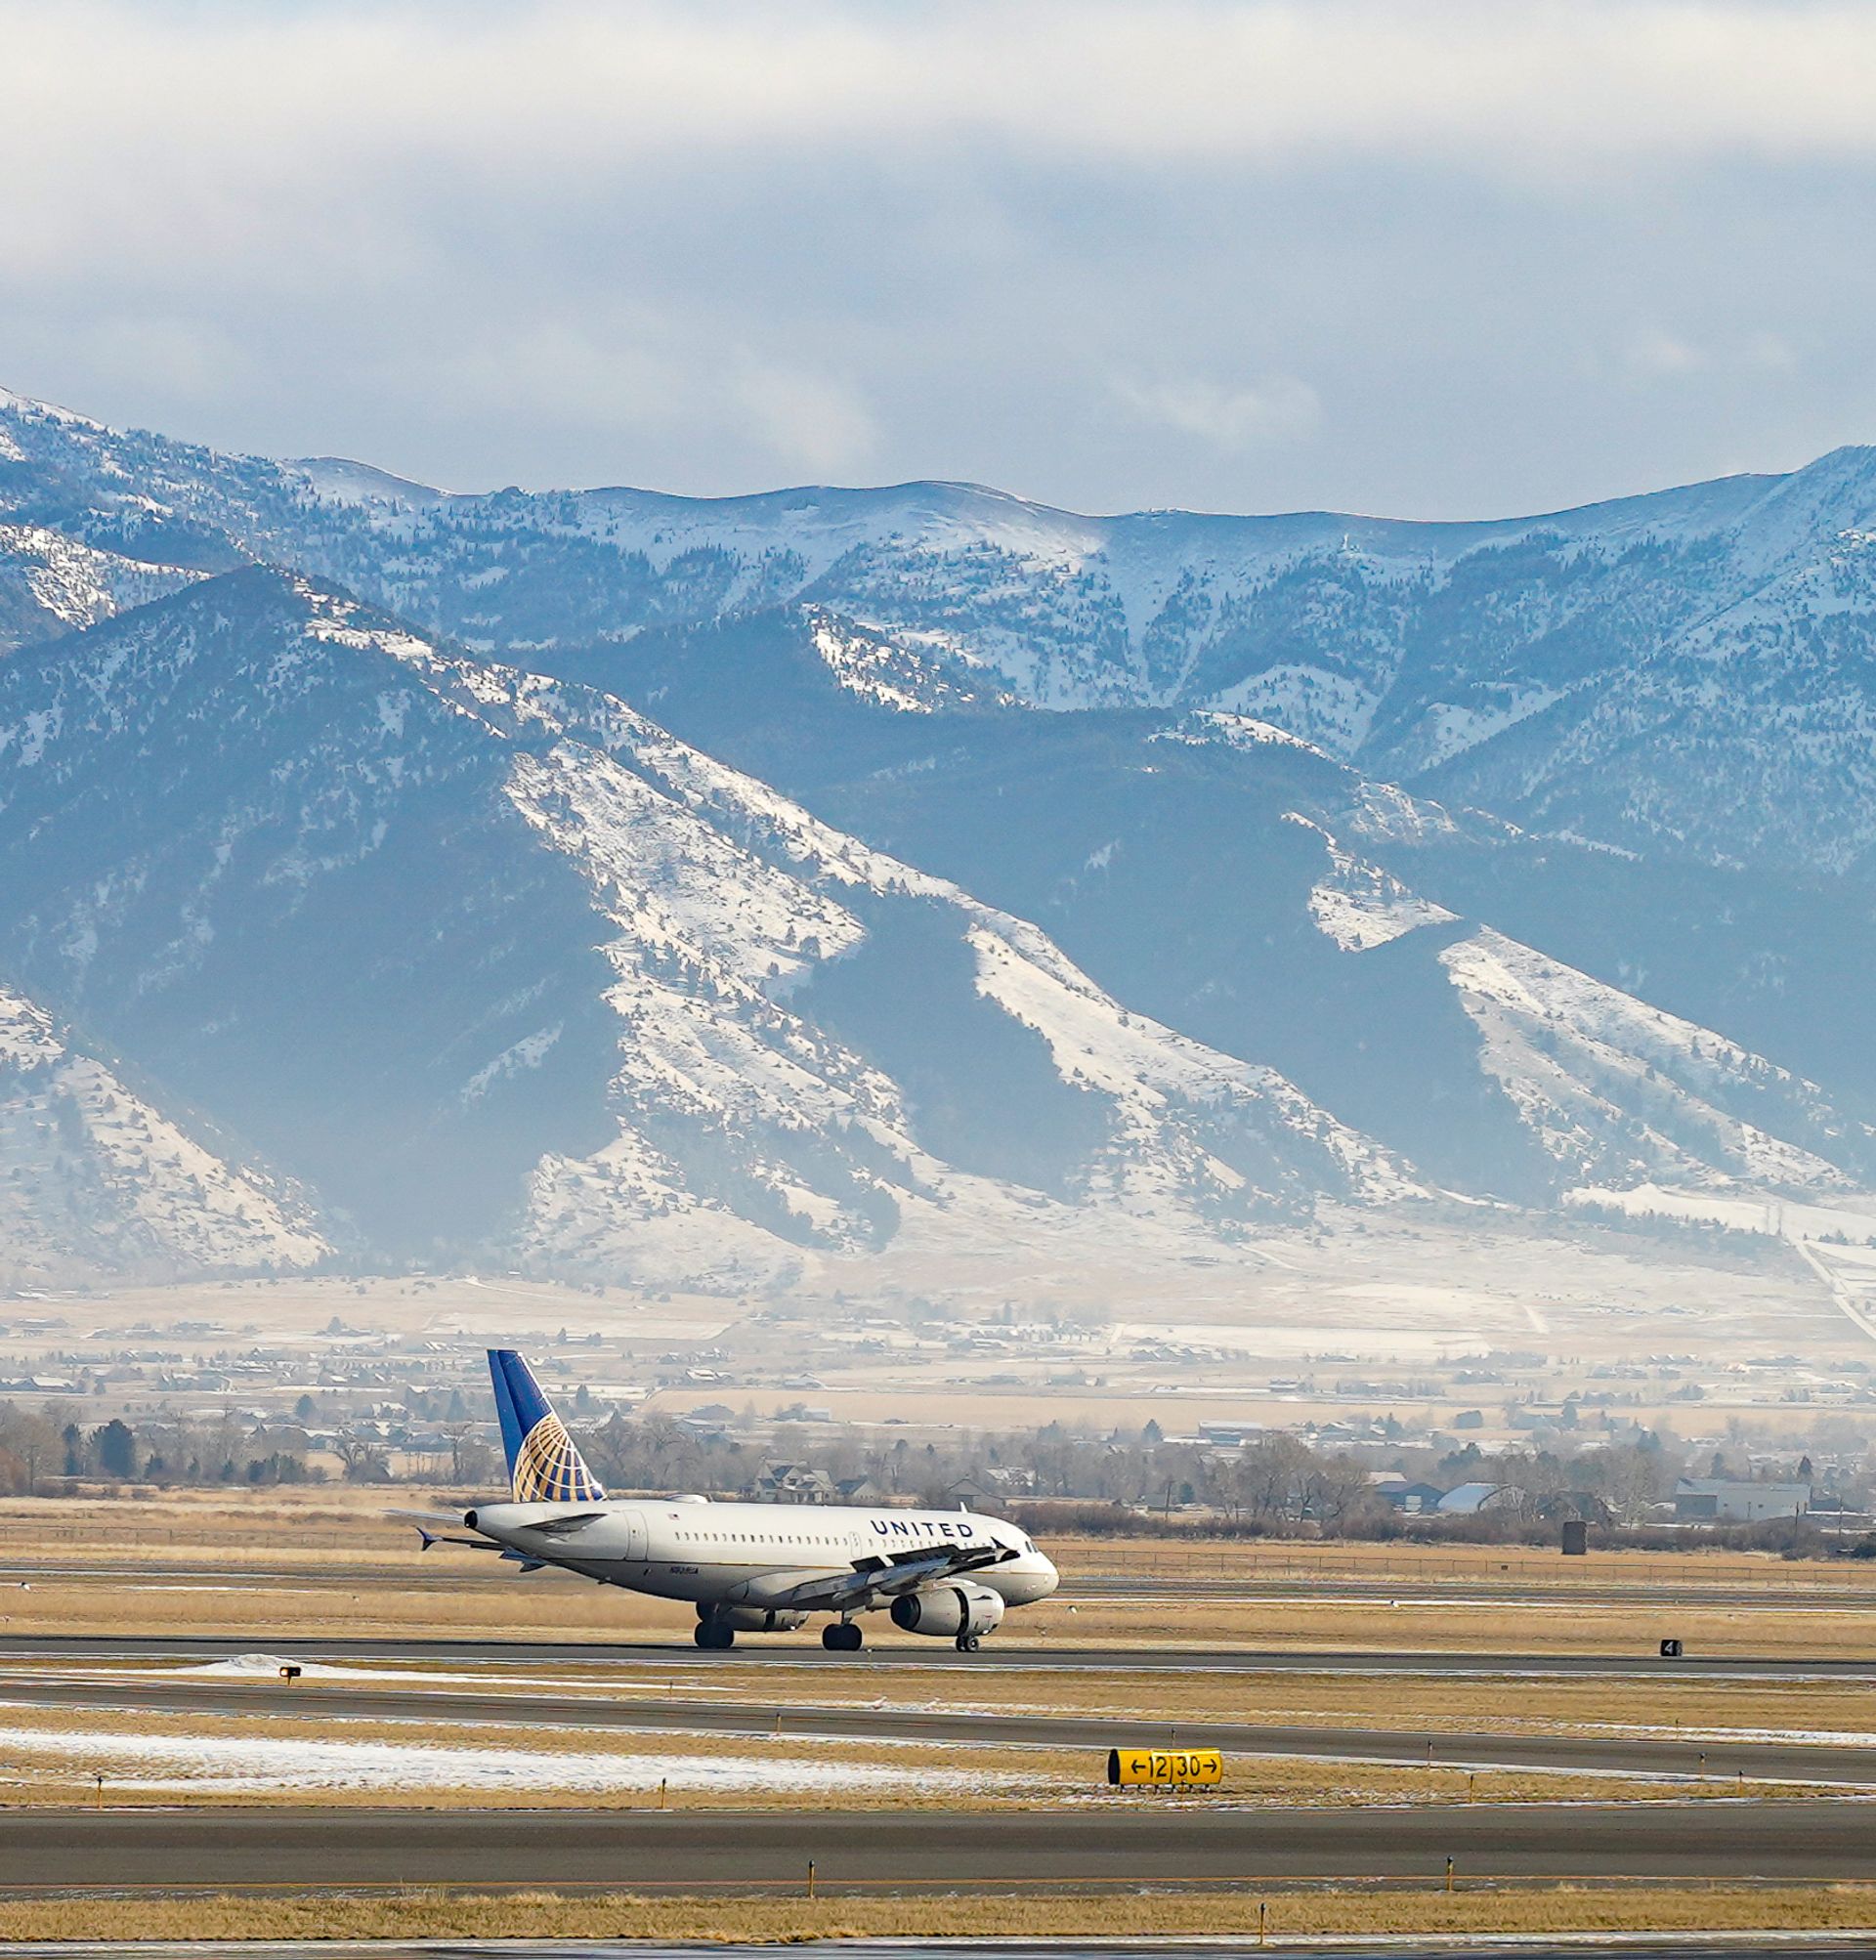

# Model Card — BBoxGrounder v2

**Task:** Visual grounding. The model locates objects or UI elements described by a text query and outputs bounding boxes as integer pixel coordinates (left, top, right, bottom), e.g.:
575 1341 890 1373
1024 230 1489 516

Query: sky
4 0 1876 519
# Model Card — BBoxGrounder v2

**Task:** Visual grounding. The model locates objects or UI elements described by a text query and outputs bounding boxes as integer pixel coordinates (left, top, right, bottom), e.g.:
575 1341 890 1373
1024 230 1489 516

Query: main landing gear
694 1616 735 1650
822 1620 864 1652
955 1634 980 1652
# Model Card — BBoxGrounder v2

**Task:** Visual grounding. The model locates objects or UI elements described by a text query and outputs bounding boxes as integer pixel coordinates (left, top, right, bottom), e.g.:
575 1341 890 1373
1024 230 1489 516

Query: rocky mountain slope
538 609 1876 1193
3 386 1875 1285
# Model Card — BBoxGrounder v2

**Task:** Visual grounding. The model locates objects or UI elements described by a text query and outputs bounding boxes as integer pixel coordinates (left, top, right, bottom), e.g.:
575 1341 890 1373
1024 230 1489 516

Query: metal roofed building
1673 1478 1811 1523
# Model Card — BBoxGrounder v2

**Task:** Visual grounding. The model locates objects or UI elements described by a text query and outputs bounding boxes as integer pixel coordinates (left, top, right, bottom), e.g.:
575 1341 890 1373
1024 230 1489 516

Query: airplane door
626 1509 648 1564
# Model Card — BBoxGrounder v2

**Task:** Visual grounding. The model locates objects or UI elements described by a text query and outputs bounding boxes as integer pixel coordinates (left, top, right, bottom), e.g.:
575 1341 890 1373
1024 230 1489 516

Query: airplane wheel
823 1621 863 1651
695 1620 735 1650
955 1634 980 1652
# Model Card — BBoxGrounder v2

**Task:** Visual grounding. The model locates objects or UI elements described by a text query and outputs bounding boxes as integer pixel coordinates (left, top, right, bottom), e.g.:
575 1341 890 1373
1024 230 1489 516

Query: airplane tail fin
488 1348 607 1504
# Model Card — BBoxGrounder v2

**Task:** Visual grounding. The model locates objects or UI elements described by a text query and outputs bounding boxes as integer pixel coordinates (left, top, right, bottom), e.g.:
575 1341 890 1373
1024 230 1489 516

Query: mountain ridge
10 386 1876 873
5 390 1876 1288
0 568 1426 1283
3 562 1867 1284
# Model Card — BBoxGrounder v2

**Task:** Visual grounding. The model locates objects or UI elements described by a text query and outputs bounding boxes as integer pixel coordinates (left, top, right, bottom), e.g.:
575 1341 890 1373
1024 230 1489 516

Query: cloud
0 1 1871 515
369 320 875 482
1623 330 1711 381
1112 374 1321 450
731 362 878 478
8 0 1876 198
1620 326 1803 385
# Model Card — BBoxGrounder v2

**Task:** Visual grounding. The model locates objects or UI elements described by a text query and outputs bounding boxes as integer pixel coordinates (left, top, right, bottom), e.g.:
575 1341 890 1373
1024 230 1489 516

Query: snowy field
0 1720 1007 1798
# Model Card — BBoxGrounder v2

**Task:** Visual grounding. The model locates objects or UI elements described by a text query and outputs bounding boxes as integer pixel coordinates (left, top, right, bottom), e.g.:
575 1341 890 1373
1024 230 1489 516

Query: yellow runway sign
1106 1746 1223 1786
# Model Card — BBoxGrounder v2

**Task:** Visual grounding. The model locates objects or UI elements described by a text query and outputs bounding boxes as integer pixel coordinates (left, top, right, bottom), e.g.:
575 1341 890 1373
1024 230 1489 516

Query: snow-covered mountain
0 523 200 654
11 388 1876 873
0 569 1424 1282
4 385 1876 1284
15 386 1876 874
0 986 325 1287
3 564 1868 1284
563 608 1876 1198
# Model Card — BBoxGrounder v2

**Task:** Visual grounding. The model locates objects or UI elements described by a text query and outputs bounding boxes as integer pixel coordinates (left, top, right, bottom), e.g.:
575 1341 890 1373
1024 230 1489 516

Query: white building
1673 1478 1811 1523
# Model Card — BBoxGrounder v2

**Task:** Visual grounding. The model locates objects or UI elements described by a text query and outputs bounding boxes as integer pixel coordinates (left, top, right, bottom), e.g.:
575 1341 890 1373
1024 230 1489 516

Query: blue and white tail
488 1348 606 1504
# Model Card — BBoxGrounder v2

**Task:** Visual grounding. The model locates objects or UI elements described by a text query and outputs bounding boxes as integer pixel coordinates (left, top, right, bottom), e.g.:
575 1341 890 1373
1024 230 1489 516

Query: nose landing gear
955 1634 980 1651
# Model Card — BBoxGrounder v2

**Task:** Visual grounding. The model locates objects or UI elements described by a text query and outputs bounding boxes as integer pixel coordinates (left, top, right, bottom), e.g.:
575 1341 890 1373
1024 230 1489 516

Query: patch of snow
1443 929 1868 1189
1209 665 1379 755
0 524 200 652
459 1025 564 1108
1288 814 1458 951
1153 708 1327 758
0 1718 1017 1796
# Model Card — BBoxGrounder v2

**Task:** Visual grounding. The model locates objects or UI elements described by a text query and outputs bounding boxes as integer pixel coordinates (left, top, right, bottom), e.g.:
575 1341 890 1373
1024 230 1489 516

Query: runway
4 1801 1876 1892
0 1631 1871 1680
3 1655 1876 1787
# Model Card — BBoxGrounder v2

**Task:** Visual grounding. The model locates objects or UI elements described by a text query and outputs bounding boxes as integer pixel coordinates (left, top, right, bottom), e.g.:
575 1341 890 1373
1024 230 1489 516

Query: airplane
409 1349 1059 1651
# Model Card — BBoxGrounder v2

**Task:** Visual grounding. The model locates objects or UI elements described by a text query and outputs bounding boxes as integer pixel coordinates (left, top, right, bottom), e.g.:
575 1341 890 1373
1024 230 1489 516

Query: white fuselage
466 1497 1058 1613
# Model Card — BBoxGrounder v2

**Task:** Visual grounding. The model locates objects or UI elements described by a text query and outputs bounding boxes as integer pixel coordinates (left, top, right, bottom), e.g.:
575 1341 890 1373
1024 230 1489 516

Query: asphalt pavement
2 1801 1876 1892
0 1631 1870 1679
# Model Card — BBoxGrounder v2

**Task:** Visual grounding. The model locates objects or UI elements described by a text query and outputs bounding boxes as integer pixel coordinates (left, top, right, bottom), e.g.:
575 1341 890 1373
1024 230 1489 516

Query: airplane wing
765 1539 1017 1614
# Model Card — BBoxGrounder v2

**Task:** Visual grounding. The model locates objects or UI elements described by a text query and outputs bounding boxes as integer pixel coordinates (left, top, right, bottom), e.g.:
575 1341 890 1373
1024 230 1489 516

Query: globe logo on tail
512 1409 604 1504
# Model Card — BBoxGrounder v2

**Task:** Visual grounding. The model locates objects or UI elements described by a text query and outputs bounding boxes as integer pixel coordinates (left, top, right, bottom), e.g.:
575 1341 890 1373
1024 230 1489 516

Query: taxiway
2 1802 1876 1893
0 1632 1869 1679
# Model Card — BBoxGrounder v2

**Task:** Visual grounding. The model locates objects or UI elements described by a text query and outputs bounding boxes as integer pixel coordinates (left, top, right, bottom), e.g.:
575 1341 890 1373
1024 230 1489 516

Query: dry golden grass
1044 1596 1876 1658
4 1501 1876 1659
6 1566 1876 1660
5 1884 1876 1940
619 1657 1876 1742
4 1496 1868 1583
1050 1532 1876 1592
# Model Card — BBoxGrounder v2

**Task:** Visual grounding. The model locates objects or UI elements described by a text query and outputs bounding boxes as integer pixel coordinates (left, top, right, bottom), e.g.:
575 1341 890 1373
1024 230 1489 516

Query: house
1802 1493 1874 1531
1673 1478 1811 1523
945 1472 1002 1508
749 1463 835 1503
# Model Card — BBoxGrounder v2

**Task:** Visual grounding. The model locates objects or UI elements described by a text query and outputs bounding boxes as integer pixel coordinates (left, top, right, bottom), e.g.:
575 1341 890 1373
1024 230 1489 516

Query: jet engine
889 1581 1005 1640
720 1605 810 1634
